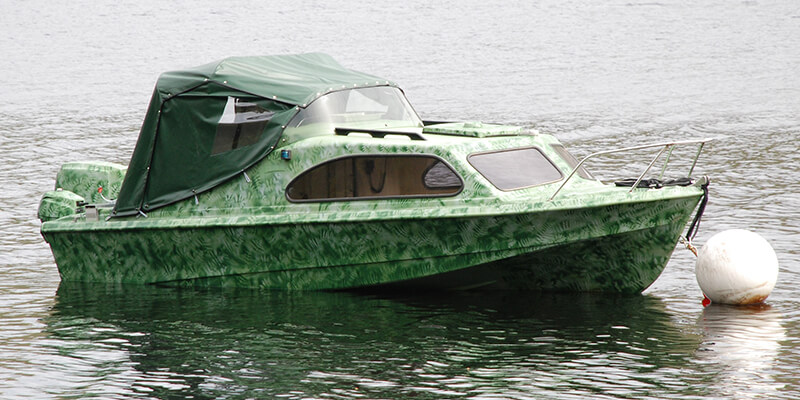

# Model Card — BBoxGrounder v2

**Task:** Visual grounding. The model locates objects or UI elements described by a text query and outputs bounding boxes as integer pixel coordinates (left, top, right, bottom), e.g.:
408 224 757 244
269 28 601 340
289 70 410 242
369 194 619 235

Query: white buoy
695 229 779 305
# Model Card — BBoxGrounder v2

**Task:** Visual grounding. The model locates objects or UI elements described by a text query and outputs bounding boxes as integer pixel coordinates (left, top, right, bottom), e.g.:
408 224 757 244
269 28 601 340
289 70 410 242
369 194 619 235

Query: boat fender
695 229 779 306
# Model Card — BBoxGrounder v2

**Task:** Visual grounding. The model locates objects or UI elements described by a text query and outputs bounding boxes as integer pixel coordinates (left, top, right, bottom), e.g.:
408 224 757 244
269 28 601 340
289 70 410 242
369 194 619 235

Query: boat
38 53 712 293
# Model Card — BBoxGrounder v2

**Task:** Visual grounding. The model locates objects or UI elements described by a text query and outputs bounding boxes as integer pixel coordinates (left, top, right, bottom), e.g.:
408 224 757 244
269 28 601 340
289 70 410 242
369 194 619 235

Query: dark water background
1 0 799 398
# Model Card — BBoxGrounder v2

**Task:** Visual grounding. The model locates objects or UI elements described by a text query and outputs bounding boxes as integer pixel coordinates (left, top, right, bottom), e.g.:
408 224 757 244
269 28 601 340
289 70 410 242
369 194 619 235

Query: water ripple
2 0 800 398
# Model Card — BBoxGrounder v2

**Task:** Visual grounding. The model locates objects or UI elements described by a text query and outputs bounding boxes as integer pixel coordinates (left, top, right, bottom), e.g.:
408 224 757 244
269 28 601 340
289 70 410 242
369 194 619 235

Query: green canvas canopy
113 53 395 217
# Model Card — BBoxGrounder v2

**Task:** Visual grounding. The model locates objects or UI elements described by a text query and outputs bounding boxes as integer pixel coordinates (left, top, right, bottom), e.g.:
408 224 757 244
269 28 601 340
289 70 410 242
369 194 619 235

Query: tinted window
468 147 562 190
287 155 462 201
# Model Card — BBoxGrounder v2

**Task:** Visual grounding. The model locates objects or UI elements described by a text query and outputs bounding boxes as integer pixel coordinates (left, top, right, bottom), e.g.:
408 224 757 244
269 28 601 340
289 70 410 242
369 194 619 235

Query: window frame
284 87 424 134
467 146 564 191
285 154 464 203
549 144 595 181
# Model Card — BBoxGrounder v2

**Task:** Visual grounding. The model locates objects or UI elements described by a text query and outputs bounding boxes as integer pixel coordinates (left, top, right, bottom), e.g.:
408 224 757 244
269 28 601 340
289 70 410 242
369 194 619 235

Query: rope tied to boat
680 176 710 257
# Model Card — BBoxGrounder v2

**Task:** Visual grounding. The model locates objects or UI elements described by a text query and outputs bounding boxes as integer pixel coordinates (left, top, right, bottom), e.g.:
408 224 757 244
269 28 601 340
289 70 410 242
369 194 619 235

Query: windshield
284 87 422 135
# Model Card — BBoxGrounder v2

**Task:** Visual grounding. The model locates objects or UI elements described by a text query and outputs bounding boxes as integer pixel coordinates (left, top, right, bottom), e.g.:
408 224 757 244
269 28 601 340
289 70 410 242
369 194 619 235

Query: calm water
2 0 799 398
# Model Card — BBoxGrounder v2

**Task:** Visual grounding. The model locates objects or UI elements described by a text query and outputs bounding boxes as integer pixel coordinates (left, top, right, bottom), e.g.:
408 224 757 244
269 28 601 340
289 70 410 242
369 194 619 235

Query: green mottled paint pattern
38 162 127 221
38 190 84 222
40 129 704 292
55 161 127 202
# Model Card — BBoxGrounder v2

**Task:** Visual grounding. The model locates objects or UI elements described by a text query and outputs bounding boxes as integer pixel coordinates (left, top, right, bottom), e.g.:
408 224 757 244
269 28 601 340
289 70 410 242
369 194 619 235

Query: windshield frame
284 86 423 137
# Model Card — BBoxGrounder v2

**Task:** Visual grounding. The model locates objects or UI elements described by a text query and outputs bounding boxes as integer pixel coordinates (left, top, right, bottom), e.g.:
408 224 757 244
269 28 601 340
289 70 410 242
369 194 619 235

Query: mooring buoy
695 229 778 305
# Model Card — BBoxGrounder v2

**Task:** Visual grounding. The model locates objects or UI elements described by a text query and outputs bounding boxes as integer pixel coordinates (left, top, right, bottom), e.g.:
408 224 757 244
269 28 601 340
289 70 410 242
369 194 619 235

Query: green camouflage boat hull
42 194 700 292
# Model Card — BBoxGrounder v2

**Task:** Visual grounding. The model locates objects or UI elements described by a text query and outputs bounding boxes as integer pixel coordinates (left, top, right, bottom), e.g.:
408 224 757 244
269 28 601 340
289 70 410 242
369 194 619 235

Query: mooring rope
680 176 710 257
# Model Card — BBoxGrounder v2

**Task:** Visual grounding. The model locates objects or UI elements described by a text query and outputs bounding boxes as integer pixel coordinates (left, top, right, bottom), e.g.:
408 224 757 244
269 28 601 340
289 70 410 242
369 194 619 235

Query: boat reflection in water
697 303 787 397
44 282 717 399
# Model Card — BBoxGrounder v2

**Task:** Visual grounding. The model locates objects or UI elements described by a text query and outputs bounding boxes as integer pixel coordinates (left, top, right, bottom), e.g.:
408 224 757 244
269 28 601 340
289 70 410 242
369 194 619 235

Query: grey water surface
1 0 799 398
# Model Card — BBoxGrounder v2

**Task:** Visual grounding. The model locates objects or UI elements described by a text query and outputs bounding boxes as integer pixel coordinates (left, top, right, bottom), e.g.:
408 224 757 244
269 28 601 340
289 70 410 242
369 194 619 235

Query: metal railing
548 138 715 201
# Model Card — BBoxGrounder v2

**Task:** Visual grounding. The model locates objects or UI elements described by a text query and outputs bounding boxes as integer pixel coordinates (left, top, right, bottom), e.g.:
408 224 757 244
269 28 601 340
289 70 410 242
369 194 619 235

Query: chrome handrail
548 138 715 201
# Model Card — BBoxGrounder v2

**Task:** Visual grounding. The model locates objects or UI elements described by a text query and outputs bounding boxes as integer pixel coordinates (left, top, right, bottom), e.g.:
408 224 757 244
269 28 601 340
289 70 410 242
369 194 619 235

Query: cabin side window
287 155 462 201
468 147 563 191
211 97 275 155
